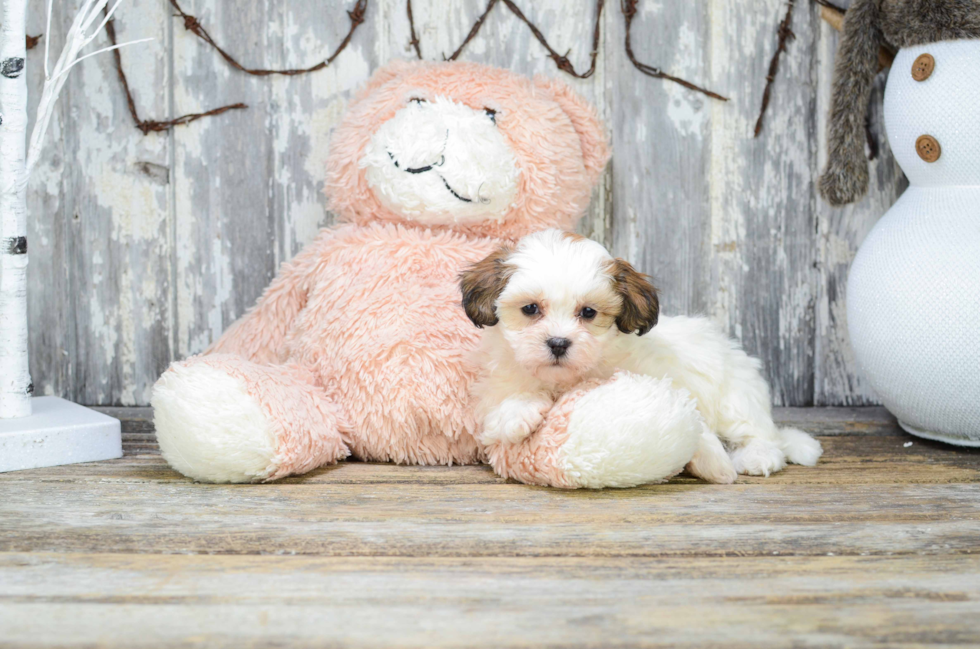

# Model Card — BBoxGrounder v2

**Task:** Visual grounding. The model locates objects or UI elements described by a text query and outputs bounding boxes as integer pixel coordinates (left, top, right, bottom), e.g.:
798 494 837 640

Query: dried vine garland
36 0 885 149
102 0 725 135
499 0 601 78
753 0 888 158
439 0 605 79
406 0 423 59
104 14 245 134
754 0 795 137
437 0 725 94
103 0 366 134
621 0 727 100
754 0 893 154
168 0 368 76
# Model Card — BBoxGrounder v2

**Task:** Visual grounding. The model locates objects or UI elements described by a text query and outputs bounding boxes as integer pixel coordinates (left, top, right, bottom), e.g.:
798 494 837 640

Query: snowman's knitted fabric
847 187 980 444
884 41 980 186
847 40 980 445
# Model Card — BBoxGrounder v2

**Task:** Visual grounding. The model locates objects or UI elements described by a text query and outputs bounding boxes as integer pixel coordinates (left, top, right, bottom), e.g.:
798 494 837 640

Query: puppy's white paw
731 439 787 477
480 396 550 445
780 427 823 466
687 430 737 484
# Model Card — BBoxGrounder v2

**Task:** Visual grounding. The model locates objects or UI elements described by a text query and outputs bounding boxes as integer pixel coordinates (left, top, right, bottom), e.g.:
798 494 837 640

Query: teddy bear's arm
206 230 335 364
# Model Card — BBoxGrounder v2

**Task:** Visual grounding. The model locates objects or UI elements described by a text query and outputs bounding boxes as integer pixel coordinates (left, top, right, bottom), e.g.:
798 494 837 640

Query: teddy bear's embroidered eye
484 108 497 125
521 304 539 316
409 97 427 105
579 307 597 320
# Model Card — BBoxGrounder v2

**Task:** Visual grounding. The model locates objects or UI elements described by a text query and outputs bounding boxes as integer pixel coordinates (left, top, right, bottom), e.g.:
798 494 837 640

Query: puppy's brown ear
459 246 514 328
608 258 659 336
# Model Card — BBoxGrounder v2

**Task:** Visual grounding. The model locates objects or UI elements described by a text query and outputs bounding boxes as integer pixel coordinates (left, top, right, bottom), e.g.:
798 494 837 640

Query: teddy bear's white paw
559 373 702 489
152 362 278 483
730 438 787 477
480 395 551 445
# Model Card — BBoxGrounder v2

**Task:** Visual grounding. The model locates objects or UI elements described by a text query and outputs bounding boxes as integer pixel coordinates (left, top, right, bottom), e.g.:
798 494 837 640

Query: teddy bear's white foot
153 361 278 483
557 372 703 488
152 355 350 483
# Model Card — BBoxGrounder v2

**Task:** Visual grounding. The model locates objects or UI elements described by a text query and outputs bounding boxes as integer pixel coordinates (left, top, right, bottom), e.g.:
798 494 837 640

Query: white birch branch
1 0 149 418
0 0 30 418
26 0 151 177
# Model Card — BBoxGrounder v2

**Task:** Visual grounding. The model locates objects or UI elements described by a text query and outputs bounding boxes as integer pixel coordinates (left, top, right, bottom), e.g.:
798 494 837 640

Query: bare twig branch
104 0 731 136
406 0 422 59
27 0 153 174
104 14 245 134
167 0 367 76
500 0 603 78
446 0 500 61
621 0 728 101
754 0 795 137
446 0 603 78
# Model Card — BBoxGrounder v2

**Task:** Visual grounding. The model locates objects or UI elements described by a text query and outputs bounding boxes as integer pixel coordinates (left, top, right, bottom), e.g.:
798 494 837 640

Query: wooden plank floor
2 408 979 648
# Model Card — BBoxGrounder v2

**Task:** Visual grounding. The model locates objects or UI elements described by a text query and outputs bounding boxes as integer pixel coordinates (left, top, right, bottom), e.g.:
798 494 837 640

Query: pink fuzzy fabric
185 354 351 480
160 60 609 480
210 223 497 467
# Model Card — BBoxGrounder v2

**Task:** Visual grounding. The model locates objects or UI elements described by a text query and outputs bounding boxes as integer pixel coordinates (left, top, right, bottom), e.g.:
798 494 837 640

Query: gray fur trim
820 0 980 206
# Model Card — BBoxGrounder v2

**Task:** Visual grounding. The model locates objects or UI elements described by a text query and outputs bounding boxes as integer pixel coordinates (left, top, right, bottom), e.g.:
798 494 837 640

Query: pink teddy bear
151 60 717 486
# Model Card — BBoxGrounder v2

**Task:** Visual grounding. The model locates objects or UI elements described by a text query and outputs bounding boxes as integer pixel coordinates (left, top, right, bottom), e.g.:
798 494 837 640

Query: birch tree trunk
0 0 31 419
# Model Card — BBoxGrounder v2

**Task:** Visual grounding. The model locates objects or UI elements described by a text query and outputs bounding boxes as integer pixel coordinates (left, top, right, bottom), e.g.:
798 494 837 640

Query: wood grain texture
2 414 978 646
704 0 819 406
3 433 978 486
3 473 980 557
2 553 978 648
606 0 712 325
25 0 174 406
23 0 907 407
812 0 907 406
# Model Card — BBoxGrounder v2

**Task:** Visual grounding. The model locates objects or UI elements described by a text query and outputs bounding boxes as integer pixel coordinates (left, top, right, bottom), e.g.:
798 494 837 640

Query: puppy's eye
521 304 539 316
484 108 497 125
579 307 597 320
409 97 427 105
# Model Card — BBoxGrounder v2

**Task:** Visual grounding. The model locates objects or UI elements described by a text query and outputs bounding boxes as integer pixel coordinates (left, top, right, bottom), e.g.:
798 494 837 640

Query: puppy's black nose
547 337 572 358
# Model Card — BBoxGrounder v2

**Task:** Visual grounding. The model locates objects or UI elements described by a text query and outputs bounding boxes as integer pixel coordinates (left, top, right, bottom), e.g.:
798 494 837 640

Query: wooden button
912 53 935 81
915 135 941 163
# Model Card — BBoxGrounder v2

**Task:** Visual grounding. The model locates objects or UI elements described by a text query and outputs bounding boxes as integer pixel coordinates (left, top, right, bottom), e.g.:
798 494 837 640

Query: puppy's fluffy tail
778 427 823 466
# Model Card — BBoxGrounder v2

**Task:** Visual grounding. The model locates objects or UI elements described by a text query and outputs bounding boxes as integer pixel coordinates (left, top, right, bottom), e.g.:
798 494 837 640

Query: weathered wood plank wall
21 0 904 407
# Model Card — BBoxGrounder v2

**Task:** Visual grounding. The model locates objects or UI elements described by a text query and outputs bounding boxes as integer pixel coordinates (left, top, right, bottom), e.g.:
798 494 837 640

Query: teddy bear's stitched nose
547 337 572 358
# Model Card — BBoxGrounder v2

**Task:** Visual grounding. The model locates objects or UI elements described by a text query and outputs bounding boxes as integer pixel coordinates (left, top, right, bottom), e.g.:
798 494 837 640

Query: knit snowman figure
846 39 980 445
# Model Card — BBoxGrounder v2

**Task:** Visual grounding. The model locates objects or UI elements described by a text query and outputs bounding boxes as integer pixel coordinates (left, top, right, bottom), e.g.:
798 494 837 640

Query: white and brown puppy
460 229 822 483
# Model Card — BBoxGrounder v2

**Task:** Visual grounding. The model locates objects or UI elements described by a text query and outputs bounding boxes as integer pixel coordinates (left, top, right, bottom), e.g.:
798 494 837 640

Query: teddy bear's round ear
533 75 610 185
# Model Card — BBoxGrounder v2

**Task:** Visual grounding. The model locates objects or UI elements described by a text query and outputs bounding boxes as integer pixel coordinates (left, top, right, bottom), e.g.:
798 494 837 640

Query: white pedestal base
0 397 122 472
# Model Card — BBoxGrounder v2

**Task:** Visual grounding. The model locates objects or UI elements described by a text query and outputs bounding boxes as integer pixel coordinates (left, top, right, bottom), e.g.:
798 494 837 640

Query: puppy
459 229 822 483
